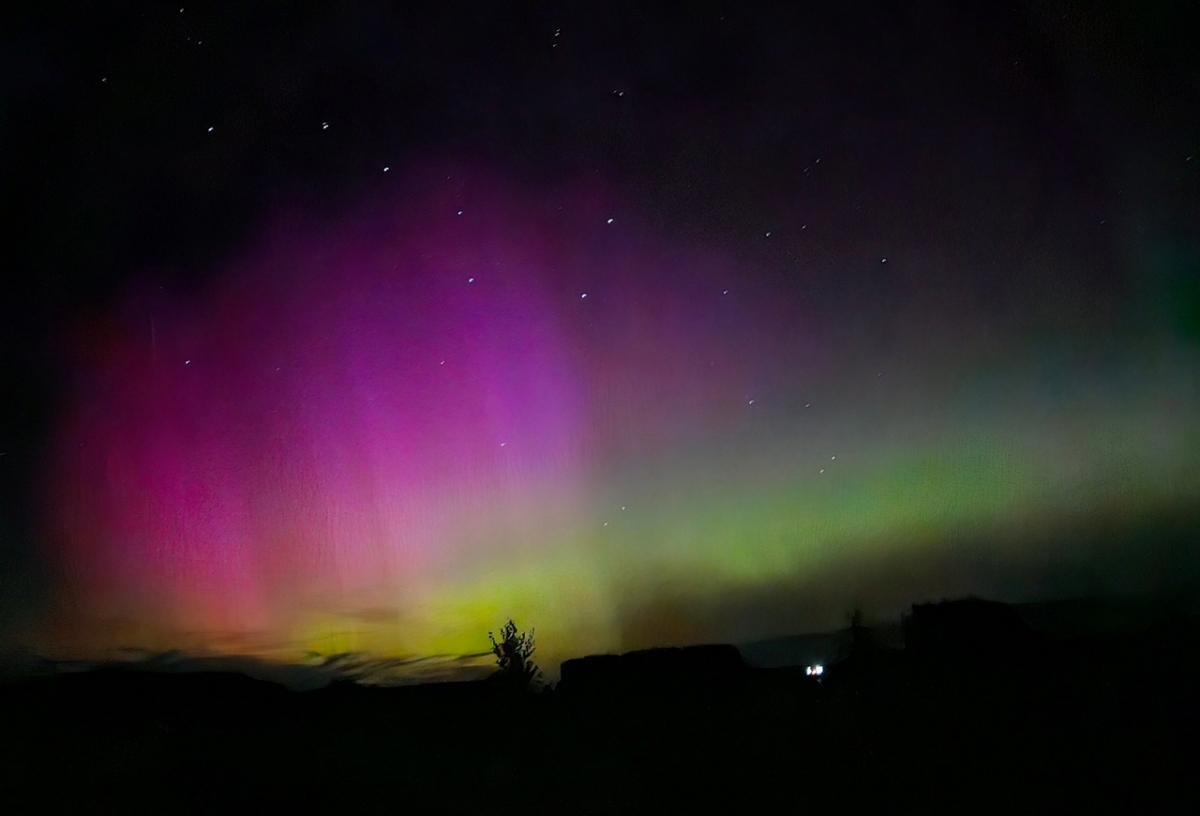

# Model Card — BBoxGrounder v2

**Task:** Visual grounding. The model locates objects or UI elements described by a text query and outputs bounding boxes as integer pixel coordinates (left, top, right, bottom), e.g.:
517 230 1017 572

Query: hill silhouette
3 596 1198 813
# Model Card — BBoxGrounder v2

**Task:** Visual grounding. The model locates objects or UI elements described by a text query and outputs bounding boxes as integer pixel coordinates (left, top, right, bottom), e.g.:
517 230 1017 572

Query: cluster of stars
435 200 871 481
167 172 883 483
132 35 893 492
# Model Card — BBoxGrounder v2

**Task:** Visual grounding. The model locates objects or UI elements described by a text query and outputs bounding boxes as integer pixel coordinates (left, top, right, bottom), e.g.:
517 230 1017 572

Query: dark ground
3 619 1199 815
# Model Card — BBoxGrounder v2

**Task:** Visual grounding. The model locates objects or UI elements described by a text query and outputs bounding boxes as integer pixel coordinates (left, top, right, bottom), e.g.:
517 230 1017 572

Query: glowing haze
36 165 1200 679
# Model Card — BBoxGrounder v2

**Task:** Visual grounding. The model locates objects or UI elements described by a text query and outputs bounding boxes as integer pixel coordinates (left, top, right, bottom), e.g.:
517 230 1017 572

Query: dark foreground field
3 629 1198 814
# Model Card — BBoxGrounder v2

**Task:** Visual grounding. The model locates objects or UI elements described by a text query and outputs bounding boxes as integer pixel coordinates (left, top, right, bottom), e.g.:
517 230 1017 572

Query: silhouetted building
903 597 1042 658
557 644 747 695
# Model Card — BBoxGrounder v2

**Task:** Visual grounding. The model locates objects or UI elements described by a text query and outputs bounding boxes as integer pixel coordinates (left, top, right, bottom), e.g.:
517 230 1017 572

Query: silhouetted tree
488 619 542 690
848 606 868 653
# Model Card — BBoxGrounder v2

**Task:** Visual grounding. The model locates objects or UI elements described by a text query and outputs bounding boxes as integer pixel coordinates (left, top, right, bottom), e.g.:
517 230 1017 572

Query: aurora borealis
3 3 1199 681
32 163 1200 679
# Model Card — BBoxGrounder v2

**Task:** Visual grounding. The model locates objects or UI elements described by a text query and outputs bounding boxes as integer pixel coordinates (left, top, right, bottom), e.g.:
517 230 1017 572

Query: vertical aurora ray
35 168 1200 677
41 174 599 658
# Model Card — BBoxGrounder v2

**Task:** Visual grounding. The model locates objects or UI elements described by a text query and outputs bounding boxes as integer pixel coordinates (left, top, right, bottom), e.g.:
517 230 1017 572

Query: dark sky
1 1 1198 675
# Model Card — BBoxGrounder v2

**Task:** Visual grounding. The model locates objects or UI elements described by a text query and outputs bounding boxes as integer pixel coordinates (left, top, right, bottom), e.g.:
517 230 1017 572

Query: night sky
2 1 1198 680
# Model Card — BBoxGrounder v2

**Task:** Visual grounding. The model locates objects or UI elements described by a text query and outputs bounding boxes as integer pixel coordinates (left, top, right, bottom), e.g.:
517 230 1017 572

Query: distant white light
806 664 824 676
207 126 214 132
185 360 191 365
322 122 329 130
748 399 755 405
881 258 887 263
457 210 463 215
606 218 614 224
581 293 588 298
805 403 810 408
723 289 729 295
468 278 475 283
831 455 836 460
500 442 506 447
383 166 389 172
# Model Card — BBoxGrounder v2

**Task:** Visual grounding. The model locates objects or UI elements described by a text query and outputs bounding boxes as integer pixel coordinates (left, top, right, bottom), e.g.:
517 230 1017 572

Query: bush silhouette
488 619 542 690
